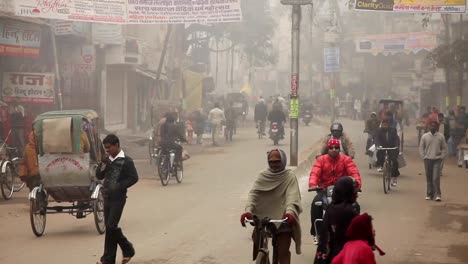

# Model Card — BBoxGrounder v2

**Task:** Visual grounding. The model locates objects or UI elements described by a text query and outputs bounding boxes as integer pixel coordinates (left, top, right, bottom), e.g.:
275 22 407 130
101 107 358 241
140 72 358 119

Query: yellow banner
184 70 205 113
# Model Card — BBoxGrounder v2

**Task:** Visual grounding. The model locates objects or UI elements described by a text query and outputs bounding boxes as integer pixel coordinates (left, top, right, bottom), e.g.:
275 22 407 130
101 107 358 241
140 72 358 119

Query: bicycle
158 141 183 186
257 120 265 139
377 147 398 194
244 215 288 264
0 133 25 200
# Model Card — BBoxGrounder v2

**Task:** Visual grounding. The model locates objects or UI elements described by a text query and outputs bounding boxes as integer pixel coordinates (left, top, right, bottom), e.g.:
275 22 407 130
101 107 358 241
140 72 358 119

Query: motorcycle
269 122 281 146
303 110 312 126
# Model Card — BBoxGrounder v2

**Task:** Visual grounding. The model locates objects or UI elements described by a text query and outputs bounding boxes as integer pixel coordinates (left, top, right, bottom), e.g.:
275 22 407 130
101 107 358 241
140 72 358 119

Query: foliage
428 40 468 69
185 0 277 67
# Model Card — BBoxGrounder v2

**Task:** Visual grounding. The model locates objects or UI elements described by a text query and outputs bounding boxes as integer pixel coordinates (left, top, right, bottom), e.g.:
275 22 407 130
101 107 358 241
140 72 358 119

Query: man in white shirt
419 120 447 202
208 103 225 146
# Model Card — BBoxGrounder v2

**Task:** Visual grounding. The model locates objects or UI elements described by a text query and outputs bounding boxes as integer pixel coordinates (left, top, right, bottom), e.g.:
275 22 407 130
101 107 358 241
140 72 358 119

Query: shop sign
2 72 55 104
0 20 41 58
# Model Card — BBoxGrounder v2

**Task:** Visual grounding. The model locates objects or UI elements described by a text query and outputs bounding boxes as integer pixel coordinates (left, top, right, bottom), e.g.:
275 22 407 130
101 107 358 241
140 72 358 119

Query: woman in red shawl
332 213 385 264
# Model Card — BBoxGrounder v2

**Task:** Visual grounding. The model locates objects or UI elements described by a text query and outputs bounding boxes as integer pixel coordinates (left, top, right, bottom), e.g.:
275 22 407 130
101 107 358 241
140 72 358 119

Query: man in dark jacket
160 112 187 166
375 119 400 186
254 98 268 135
10 101 25 155
97 134 138 264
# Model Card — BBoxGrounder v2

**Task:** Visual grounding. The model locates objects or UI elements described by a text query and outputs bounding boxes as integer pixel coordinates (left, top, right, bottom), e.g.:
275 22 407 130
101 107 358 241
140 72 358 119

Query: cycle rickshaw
28 110 105 237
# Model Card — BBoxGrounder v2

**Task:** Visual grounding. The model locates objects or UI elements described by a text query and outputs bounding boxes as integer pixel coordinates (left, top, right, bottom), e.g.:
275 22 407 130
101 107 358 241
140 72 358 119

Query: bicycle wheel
1 165 14 200
175 162 183 183
383 162 390 194
12 164 25 192
93 188 106 235
30 196 46 237
255 251 270 264
159 157 170 186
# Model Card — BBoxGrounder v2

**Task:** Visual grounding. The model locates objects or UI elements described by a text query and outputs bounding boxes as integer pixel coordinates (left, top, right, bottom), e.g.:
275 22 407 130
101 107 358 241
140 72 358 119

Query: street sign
324 47 340 73
290 98 299 118
291 74 298 97
281 0 312 5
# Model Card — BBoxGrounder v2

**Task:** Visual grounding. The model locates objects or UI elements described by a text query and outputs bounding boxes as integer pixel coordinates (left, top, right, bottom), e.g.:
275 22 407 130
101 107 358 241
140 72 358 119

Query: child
332 213 385 264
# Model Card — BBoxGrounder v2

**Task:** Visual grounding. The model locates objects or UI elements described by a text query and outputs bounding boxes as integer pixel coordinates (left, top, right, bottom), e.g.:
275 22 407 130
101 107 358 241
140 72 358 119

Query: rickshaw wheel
30 198 46 237
93 188 106 235
1 165 15 200
12 165 25 192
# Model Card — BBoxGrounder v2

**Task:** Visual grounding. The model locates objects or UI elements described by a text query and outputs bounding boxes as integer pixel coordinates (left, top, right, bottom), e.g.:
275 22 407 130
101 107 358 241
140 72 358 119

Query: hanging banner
355 0 466 13
2 72 55 104
14 0 126 23
355 32 437 55
393 0 466 13
14 0 242 24
0 20 41 58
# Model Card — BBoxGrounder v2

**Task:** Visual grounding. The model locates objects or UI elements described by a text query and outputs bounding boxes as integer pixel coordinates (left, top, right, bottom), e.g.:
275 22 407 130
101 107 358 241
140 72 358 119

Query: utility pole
281 0 312 166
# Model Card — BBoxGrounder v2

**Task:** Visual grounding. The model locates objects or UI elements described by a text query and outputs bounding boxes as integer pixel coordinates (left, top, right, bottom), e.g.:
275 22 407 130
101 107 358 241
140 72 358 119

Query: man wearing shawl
241 149 302 264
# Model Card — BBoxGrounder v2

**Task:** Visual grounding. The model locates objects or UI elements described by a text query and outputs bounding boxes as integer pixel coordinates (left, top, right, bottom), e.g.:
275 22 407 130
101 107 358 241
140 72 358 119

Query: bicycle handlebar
244 217 288 224
376 147 398 150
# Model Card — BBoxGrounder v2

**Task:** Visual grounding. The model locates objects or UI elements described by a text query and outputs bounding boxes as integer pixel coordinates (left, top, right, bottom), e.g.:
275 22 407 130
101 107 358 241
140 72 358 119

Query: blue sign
324 47 340 73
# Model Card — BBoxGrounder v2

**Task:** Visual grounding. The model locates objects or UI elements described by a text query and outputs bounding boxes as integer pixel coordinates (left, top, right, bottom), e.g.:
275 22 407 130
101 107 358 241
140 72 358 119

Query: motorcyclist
364 112 380 155
309 139 362 244
160 112 187 167
375 119 400 185
318 123 355 159
254 98 268 135
268 102 286 139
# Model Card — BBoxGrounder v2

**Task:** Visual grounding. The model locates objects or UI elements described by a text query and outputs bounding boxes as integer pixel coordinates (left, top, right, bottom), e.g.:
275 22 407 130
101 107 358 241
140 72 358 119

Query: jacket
375 127 399 149
96 153 139 200
254 102 268 121
319 133 355 158
268 110 286 124
331 240 376 264
208 108 225 125
309 154 362 189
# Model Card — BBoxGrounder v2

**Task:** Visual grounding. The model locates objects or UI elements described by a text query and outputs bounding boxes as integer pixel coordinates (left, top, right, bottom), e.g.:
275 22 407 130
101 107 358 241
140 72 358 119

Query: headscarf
267 149 287 173
332 176 357 204
327 138 340 148
346 213 386 256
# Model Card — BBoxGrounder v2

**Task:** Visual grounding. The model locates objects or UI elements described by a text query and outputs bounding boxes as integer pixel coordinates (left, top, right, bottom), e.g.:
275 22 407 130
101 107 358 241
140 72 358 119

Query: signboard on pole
324 47 340 73
2 72 55 104
14 0 243 24
290 98 299 118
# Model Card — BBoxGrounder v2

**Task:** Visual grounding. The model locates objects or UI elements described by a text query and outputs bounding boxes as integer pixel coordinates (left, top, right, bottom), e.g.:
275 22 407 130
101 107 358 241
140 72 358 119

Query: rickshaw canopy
33 110 99 155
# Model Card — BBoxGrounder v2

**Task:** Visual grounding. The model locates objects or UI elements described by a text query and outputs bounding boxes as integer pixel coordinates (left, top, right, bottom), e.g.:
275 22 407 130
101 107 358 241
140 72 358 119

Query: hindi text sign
0 20 41 57
2 72 55 104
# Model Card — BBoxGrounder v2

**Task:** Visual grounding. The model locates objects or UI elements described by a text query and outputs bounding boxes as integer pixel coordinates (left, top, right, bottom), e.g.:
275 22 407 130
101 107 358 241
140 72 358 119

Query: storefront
0 16 56 139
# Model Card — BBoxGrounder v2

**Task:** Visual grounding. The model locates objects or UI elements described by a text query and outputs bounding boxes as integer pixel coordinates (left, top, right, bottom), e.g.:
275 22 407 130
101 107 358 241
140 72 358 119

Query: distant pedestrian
97 134 138 264
208 103 225 146
419 120 447 202
10 101 25 155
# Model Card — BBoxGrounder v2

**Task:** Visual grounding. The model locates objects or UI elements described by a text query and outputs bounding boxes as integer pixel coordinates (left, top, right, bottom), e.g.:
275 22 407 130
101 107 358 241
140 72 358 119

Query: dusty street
1 119 467 264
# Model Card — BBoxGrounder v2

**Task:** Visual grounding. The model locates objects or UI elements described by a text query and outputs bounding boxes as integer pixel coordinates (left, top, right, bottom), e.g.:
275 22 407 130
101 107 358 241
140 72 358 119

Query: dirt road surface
1 118 467 264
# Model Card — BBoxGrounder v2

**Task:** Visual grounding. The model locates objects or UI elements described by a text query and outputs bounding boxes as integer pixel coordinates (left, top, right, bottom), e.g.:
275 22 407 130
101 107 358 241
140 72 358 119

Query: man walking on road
419 121 447 202
208 103 225 146
97 134 139 264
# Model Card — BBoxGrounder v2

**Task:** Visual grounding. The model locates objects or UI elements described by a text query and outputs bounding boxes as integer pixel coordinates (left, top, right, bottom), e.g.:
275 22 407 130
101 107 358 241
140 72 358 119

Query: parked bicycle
377 146 398 194
0 131 25 200
244 215 288 264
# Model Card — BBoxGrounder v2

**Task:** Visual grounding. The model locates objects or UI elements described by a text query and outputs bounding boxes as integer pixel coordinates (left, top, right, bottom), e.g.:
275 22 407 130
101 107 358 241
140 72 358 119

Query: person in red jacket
332 213 385 264
309 139 362 242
